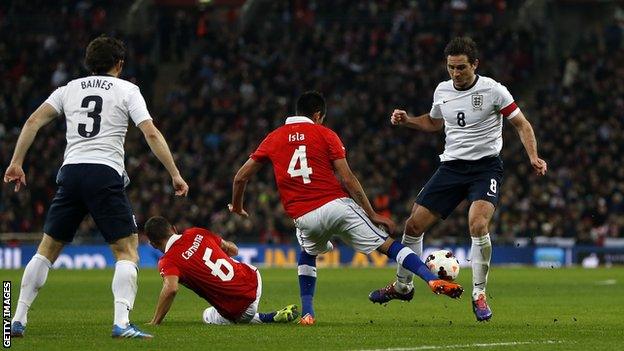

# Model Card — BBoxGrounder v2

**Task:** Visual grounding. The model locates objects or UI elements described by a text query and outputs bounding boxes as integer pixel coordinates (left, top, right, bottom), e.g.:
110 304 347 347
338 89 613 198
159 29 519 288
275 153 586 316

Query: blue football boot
11 321 25 337
111 323 153 339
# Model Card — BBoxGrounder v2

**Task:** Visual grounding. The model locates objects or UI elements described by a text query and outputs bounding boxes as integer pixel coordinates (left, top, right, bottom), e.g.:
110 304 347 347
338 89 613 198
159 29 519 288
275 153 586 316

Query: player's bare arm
148 275 179 325
332 158 396 233
390 109 444 132
4 102 59 192
137 119 189 196
220 239 239 257
229 158 264 217
508 112 547 176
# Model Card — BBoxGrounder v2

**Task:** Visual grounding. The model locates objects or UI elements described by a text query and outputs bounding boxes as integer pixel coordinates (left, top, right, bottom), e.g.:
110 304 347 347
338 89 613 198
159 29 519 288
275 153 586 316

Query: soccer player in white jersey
369 37 547 321
3 36 189 338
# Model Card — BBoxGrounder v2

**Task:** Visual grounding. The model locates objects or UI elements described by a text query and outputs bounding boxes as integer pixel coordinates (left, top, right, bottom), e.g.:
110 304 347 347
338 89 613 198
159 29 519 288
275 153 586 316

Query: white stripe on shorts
396 247 413 265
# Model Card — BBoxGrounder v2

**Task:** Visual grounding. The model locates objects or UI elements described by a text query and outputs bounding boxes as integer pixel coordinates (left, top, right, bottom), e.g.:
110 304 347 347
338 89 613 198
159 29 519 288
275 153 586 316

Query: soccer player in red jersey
230 91 464 325
144 216 298 325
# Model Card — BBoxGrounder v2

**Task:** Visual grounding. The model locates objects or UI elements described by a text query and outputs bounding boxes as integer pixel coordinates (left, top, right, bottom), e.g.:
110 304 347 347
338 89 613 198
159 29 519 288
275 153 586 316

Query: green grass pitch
2 267 623 351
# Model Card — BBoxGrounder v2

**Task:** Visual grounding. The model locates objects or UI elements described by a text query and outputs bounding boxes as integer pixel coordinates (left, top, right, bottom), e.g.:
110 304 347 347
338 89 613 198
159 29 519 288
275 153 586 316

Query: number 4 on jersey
288 146 313 184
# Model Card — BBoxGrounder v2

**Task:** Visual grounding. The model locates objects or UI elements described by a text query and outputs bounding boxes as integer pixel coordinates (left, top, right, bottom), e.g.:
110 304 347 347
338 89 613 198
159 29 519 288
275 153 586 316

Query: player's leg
370 164 466 303
109 234 139 327
468 200 495 296
11 234 65 336
108 235 151 338
202 307 233 325
12 165 85 336
466 157 502 321
394 204 439 294
293 203 335 324
376 238 463 299
333 198 462 300
295 228 329 324
468 200 495 321
244 270 299 324
85 165 150 338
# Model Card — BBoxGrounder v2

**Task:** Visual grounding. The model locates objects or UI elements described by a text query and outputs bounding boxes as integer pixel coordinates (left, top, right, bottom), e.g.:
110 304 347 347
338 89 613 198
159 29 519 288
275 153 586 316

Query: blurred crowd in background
1 0 623 246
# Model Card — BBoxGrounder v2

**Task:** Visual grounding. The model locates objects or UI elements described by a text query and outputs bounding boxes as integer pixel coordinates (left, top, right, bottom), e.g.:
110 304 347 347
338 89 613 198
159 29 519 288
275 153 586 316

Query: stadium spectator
2 0 622 246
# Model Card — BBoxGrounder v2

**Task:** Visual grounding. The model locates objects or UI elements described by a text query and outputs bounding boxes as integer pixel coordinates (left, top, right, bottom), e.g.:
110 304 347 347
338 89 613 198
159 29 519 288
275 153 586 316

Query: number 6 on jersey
288 145 313 184
202 247 234 281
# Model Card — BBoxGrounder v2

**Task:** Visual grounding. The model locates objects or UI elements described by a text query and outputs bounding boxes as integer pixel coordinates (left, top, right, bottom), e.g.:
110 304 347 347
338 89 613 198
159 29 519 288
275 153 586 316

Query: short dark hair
444 37 479 64
296 91 326 119
144 216 172 243
85 35 126 74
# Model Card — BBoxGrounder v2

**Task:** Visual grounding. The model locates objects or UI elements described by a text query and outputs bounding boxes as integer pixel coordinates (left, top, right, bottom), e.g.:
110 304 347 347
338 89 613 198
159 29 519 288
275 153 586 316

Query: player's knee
114 249 139 263
37 234 65 263
404 217 425 236
469 218 489 236
110 243 139 263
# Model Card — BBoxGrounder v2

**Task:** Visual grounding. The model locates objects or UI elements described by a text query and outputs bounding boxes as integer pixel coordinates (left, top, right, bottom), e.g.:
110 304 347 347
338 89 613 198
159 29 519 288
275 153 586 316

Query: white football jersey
45 75 152 175
429 75 519 161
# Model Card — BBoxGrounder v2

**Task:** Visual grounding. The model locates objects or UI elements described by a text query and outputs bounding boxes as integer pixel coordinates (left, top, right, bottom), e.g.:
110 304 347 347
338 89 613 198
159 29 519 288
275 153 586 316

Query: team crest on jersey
471 94 484 110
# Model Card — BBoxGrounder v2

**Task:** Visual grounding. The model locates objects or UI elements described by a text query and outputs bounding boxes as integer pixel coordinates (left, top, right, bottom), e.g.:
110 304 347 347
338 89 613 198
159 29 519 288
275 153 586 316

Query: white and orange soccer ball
425 250 460 281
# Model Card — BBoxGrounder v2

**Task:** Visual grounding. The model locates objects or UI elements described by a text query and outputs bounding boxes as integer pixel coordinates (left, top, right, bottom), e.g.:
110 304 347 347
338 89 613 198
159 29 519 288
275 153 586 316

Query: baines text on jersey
81 78 113 90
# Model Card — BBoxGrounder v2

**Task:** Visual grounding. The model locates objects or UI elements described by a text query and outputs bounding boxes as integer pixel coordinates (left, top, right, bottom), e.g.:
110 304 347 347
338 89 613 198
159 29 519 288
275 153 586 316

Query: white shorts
294 197 389 255
202 266 262 325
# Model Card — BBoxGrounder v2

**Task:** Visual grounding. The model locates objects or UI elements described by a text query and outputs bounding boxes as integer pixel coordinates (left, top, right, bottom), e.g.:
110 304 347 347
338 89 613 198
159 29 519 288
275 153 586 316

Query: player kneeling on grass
144 216 298 325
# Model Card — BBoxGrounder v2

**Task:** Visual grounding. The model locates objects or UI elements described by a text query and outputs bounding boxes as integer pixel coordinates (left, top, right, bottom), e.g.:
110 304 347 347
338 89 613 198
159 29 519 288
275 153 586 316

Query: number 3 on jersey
79 95 102 138
288 145 313 184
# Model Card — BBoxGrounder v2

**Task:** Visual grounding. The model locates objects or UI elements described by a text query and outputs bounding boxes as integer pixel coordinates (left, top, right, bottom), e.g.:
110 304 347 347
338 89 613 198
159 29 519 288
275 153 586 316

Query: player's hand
172 175 189 196
4 163 27 192
390 109 408 126
371 213 396 234
228 203 249 217
530 157 547 176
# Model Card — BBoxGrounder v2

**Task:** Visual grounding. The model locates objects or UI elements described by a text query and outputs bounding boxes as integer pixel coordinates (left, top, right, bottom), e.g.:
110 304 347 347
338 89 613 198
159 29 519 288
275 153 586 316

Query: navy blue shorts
43 164 137 243
415 156 503 219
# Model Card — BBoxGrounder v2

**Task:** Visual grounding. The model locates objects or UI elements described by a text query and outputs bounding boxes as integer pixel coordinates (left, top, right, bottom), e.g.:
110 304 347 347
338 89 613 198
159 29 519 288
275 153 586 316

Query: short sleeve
205 231 223 247
429 85 443 119
126 86 152 126
250 134 273 162
45 86 66 115
493 83 520 119
324 129 346 160
158 257 180 277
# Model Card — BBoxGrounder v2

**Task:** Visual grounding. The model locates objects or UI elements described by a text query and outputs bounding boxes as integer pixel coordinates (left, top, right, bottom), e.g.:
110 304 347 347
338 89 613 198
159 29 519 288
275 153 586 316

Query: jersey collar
164 234 182 253
453 74 480 91
285 116 314 125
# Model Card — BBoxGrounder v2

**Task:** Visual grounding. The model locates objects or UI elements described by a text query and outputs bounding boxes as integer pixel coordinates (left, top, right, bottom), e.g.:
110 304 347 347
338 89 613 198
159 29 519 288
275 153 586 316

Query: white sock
471 234 492 299
112 260 138 328
395 233 424 293
12 254 52 326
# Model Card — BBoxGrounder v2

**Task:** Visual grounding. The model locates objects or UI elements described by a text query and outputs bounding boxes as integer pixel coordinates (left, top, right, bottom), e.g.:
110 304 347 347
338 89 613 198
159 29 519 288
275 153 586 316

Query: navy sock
258 312 276 323
387 241 437 282
298 250 317 317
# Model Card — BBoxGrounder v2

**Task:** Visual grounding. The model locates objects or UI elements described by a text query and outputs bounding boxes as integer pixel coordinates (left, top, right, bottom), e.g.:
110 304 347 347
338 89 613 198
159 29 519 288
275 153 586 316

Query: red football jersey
250 116 350 218
158 227 258 321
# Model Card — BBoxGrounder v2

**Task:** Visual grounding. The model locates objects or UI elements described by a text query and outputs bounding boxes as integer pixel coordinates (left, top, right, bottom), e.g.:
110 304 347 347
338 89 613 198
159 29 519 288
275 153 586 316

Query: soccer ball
425 250 460 281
